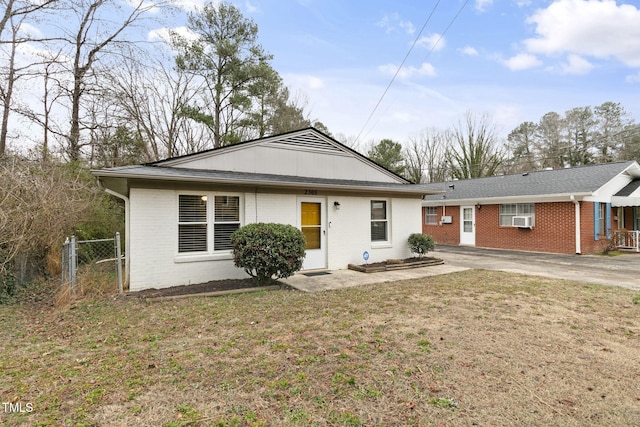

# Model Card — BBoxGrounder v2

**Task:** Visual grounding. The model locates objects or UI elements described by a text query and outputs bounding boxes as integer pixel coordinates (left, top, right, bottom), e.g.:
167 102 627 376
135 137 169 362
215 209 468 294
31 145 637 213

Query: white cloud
377 13 415 35
172 0 208 12
148 26 198 43
459 45 479 56
16 23 43 39
379 62 436 79
625 72 640 83
285 74 325 90
560 54 593 75
399 20 415 35
502 53 542 71
416 33 445 52
524 0 640 68
244 2 257 13
475 0 493 12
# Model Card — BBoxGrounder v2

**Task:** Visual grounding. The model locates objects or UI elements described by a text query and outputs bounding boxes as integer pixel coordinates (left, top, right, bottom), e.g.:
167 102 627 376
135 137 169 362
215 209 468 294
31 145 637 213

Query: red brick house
421 161 640 254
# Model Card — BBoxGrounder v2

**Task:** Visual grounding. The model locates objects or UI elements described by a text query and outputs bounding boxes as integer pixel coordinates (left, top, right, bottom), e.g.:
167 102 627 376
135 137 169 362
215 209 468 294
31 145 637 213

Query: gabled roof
150 127 411 184
422 161 640 204
93 127 434 196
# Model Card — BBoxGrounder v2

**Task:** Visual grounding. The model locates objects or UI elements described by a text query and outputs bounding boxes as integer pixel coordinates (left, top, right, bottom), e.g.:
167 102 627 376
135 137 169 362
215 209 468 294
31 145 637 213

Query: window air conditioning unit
512 216 533 228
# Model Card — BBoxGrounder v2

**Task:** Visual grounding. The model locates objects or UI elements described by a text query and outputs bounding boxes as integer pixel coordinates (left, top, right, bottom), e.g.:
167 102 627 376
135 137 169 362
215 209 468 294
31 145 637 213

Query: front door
298 198 326 270
460 206 475 245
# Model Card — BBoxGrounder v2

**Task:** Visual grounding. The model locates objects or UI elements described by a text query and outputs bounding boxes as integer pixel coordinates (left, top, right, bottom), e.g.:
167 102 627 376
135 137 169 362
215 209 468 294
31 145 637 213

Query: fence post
115 232 123 293
62 238 69 285
70 235 77 295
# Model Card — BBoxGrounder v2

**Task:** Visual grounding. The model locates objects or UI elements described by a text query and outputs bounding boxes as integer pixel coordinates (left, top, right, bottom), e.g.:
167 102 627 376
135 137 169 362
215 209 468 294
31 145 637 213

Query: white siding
129 188 421 291
327 196 419 268
171 145 400 183
128 188 247 292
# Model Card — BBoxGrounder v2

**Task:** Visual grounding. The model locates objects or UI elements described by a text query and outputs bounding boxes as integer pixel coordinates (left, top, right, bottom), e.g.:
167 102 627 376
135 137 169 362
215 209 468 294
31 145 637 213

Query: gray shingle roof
422 161 638 202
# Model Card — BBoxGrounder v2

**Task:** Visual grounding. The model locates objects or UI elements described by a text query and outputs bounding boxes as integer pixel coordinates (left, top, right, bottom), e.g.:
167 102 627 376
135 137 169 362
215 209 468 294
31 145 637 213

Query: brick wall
422 205 460 245
423 201 609 255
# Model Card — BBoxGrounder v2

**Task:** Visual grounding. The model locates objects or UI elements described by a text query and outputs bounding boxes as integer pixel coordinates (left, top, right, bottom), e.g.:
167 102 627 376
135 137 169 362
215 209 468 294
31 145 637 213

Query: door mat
302 271 331 277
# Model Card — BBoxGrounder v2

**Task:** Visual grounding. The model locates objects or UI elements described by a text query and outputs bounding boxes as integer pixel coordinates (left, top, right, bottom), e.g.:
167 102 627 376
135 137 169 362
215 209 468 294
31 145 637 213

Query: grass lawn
1 270 639 426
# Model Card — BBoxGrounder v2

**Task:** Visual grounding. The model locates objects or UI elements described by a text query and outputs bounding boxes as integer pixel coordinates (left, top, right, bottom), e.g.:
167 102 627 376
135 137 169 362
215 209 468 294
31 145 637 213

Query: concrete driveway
284 245 639 292
433 245 640 291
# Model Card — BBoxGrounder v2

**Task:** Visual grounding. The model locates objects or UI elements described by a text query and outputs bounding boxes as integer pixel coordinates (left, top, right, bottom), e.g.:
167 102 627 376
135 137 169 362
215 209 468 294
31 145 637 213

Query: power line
354 1 442 145
354 0 471 145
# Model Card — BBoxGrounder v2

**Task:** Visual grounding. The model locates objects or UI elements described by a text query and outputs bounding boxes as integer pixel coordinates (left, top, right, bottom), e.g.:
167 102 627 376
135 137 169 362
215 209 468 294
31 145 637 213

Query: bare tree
59 0 162 161
0 0 57 157
406 127 447 183
445 111 504 179
104 55 208 160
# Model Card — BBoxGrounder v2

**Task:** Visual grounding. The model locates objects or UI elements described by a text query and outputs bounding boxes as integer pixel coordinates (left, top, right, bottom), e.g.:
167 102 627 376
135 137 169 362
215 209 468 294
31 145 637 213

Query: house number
304 189 318 195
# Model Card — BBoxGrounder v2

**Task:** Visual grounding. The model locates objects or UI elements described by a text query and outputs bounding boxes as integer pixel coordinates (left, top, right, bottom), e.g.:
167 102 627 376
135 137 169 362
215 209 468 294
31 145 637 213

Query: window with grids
424 206 438 225
178 194 241 253
178 195 208 252
213 196 240 250
499 203 534 226
371 200 388 242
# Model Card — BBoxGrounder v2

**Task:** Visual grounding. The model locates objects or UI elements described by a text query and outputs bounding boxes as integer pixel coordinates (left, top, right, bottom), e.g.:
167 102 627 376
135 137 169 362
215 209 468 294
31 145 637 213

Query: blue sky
11 0 640 152
206 0 640 145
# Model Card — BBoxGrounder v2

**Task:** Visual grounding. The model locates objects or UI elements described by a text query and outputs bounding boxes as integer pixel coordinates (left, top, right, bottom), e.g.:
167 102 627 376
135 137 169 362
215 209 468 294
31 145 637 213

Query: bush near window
231 223 306 284
408 233 435 257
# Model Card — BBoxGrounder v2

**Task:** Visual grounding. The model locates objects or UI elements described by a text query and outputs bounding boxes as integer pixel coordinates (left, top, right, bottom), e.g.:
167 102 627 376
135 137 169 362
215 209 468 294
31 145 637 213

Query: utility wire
354 1 442 145
355 0 471 145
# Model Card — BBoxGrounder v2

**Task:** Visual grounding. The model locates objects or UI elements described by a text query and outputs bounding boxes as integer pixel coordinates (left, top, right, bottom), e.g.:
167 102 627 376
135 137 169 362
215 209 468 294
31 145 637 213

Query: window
617 207 625 230
178 194 241 253
599 203 606 236
178 195 208 252
214 196 240 250
499 203 534 227
371 200 388 242
425 206 438 225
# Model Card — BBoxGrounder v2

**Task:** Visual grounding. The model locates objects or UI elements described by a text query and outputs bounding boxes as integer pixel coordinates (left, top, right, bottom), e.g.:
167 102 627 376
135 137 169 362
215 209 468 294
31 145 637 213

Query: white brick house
93 128 435 292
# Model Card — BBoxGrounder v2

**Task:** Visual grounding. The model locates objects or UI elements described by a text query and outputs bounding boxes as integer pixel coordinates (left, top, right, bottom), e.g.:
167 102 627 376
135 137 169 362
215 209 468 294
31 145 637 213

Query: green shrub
408 233 435 257
0 273 17 305
231 223 306 284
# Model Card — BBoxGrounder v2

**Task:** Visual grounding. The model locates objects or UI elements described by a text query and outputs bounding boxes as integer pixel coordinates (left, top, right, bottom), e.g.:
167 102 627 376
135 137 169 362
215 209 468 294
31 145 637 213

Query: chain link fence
62 233 123 294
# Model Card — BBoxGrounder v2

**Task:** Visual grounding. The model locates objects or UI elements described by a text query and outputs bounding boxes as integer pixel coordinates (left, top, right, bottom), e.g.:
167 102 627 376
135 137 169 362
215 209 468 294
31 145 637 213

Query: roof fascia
422 192 594 206
95 168 434 196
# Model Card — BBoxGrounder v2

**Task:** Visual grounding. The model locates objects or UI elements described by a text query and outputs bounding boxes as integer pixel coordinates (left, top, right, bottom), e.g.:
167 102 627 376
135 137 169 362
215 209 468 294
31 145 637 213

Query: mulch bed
348 256 444 273
130 278 279 299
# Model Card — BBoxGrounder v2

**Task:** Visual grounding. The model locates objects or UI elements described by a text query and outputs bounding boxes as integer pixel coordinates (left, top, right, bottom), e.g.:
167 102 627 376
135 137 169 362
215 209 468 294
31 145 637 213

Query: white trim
297 197 327 270
370 199 391 245
175 191 244 257
423 192 593 206
174 252 233 263
460 206 475 245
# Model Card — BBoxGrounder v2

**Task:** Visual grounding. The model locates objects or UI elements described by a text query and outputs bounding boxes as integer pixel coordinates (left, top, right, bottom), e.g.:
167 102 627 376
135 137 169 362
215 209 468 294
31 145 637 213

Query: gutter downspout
571 194 581 254
101 184 130 288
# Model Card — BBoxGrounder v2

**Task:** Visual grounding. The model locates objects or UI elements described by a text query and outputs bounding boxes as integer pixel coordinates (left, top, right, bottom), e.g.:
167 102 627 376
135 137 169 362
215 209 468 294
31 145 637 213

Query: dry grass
1 270 639 426
55 264 119 309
